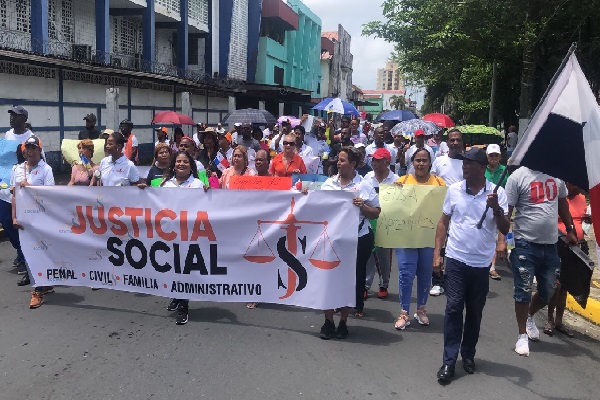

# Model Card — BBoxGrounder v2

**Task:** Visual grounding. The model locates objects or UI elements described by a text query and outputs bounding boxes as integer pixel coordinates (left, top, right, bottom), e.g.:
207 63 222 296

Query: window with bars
111 16 142 56
188 0 209 26
48 0 74 42
0 0 7 29
155 0 180 14
15 0 30 33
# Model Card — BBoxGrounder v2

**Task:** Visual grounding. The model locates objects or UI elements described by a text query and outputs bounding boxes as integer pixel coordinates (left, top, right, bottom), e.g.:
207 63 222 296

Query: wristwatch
566 224 575 233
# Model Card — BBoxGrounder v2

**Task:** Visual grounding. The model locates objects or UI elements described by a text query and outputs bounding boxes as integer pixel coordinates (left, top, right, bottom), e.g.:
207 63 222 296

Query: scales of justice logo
244 198 342 299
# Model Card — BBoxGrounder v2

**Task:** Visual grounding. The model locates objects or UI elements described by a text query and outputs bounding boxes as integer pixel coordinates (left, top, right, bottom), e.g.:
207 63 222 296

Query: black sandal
543 321 554 336
554 324 574 338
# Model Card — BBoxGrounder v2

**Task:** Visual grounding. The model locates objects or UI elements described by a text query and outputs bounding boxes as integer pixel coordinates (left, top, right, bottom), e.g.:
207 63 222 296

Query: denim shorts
510 239 561 304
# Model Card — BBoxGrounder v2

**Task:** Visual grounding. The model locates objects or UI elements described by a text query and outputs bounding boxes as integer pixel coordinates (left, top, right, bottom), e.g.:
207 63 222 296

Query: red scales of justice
244 198 341 298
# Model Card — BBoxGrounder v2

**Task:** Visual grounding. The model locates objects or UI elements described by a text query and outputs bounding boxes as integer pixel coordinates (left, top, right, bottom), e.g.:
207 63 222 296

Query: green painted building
255 0 322 99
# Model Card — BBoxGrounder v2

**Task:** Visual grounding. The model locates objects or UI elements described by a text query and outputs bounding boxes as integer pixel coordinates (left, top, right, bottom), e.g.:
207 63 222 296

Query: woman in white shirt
159 150 203 325
11 136 55 308
91 132 140 187
319 146 380 339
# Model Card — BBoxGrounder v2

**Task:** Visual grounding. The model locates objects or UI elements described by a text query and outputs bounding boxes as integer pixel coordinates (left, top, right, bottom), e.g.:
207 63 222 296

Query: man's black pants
443 257 489 366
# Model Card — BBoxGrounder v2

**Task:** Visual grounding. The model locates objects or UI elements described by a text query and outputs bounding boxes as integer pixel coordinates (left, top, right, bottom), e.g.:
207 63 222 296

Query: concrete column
181 92 193 136
258 101 266 111
178 0 189 75
106 88 120 131
142 1 156 71
31 0 49 54
278 102 285 118
95 0 110 63
298 107 303 118
227 96 236 130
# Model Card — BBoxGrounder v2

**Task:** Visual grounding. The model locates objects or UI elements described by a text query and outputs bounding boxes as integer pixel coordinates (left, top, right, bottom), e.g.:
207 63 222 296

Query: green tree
389 94 406 110
363 0 600 127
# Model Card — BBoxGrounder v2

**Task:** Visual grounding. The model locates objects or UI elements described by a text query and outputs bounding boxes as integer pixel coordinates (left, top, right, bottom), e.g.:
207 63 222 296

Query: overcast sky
302 0 395 90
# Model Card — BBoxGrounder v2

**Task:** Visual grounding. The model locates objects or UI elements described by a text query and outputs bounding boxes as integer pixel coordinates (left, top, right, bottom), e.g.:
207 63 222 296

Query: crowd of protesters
2 105 593 384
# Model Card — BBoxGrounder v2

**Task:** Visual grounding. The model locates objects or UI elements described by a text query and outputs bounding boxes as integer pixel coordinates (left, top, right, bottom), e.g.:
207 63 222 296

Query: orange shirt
269 153 307 177
558 193 587 241
396 174 446 186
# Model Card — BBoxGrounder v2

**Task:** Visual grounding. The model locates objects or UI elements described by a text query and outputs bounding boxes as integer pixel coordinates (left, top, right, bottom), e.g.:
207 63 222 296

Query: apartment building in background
376 61 403 91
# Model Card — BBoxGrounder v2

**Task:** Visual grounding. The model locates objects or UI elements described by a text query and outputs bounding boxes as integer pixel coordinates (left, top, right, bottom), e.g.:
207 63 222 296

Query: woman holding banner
394 148 446 330
219 146 256 189
11 136 55 307
158 150 204 325
269 133 307 178
319 146 380 339
138 143 171 188
67 139 98 186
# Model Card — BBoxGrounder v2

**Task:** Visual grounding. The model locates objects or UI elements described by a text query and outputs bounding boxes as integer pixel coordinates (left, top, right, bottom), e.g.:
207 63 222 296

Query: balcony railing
0 28 244 90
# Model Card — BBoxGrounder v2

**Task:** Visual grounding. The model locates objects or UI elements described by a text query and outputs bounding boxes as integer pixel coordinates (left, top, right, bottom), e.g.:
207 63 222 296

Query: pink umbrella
277 115 301 127
152 111 195 125
422 113 455 128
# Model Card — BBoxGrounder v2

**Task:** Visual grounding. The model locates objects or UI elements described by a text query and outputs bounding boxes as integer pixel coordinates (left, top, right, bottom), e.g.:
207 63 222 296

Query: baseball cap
486 144 501 155
221 132 233 143
354 143 366 149
372 148 391 162
458 147 488 165
24 135 42 149
84 113 97 122
8 105 28 119
414 129 425 137
120 119 133 126
155 127 168 134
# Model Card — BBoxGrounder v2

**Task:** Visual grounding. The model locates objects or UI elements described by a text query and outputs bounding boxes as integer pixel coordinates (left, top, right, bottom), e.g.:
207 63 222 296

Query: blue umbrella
375 110 417 122
312 97 360 115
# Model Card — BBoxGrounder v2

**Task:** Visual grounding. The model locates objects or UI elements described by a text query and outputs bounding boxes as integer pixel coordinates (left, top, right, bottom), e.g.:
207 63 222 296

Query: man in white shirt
363 148 399 299
403 129 435 175
431 129 464 185
2 106 34 276
429 128 465 297
365 127 397 171
434 147 510 383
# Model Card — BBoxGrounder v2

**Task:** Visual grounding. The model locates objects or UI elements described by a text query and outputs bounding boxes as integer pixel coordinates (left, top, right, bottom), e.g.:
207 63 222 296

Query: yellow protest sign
375 184 447 248
61 139 105 166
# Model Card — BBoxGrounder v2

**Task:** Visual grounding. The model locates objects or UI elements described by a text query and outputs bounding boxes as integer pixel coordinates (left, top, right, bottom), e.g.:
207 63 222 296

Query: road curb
566 294 600 325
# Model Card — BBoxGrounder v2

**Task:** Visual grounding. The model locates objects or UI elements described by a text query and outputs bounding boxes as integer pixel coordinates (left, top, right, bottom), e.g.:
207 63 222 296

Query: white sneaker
429 285 444 296
526 316 540 341
515 334 530 356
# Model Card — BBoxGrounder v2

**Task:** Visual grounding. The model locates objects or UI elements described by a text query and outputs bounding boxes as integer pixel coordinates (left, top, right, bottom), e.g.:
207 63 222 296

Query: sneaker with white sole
429 285 444 296
414 306 430 326
526 316 540 341
394 311 411 330
515 334 529 356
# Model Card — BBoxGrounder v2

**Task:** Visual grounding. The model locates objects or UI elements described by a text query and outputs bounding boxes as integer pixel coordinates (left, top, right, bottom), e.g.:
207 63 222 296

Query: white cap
354 143 366 149
486 144 501 155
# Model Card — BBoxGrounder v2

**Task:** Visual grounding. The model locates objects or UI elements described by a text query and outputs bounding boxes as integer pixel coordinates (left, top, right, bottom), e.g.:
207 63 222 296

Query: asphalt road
1 241 598 400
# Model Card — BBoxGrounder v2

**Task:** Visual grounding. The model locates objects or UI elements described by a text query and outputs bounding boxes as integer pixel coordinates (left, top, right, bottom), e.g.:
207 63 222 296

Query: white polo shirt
365 143 398 169
431 155 463 185
321 172 380 237
161 175 203 188
363 170 400 190
98 155 140 186
443 180 508 268
10 160 55 188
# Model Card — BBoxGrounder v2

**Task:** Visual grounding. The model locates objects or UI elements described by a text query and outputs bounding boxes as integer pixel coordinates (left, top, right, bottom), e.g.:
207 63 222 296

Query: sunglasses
282 141 295 146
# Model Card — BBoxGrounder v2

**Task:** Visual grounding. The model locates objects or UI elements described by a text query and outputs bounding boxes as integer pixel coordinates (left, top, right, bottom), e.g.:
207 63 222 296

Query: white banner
17 187 358 310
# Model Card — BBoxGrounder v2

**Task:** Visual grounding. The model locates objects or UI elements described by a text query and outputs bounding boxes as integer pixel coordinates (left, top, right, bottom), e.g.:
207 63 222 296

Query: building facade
241 0 321 117
376 61 403 91
319 24 352 102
